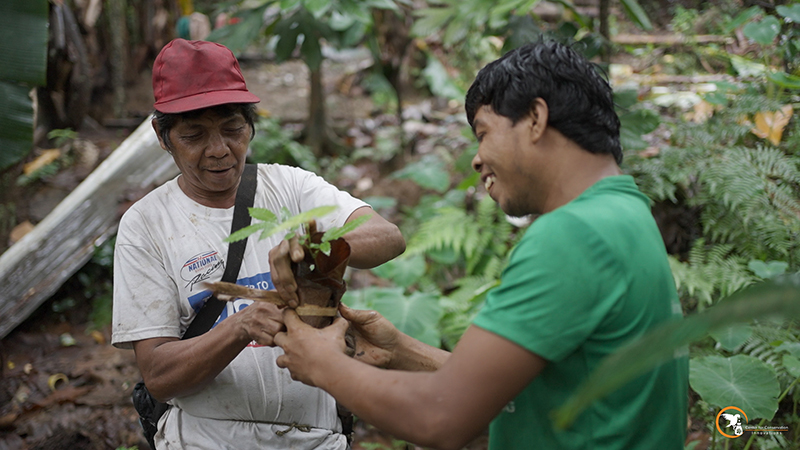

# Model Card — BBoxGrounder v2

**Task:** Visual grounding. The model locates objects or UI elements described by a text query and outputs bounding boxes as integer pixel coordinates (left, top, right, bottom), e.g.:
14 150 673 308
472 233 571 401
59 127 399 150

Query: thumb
339 303 372 323
283 308 306 329
329 316 350 336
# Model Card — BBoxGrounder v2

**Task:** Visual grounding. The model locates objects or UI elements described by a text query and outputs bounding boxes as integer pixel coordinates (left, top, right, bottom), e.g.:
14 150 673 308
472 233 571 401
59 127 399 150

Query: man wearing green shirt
273 39 689 450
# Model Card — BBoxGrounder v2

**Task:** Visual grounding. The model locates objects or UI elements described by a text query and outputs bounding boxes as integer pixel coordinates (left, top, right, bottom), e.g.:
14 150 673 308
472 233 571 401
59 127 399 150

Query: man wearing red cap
111 39 405 449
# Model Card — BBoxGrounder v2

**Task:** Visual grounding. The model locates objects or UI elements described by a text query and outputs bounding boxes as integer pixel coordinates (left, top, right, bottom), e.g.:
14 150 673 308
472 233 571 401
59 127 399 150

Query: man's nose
471 151 483 173
205 132 228 157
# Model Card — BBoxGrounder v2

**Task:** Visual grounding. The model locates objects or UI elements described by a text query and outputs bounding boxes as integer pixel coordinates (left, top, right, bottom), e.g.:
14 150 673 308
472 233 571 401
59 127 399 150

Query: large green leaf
619 0 652 31
371 290 443 347
0 0 48 171
777 4 800 23
207 4 271 56
0 82 36 171
552 274 800 429
690 355 779 421
709 324 752 352
0 0 48 85
422 55 466 101
743 16 781 46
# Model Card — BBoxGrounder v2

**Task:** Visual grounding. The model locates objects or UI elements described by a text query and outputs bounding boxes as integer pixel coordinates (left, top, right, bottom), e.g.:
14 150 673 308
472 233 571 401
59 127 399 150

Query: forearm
344 207 405 269
315 354 476 450
389 332 450 371
134 318 250 401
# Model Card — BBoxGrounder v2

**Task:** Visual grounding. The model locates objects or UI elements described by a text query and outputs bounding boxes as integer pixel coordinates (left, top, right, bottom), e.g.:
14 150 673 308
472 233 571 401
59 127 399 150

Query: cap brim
154 90 260 114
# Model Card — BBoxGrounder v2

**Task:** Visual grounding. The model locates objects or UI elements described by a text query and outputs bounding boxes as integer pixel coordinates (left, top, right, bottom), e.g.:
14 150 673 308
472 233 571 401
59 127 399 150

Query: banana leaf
0 0 48 171
552 274 800 429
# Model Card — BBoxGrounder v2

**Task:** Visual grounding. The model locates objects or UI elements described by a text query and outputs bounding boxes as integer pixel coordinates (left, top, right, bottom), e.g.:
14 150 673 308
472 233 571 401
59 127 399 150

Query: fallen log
612 33 734 46
0 117 178 338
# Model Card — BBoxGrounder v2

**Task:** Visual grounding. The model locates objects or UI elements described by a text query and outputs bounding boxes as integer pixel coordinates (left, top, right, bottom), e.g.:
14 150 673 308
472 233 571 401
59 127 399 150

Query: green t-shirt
472 175 688 450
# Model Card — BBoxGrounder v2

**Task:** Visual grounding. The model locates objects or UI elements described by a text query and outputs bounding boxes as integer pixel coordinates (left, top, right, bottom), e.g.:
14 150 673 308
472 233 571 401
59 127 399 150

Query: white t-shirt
112 164 367 449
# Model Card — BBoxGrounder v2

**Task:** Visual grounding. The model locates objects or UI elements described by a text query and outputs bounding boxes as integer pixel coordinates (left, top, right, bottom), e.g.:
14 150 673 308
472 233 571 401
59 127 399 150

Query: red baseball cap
152 39 260 113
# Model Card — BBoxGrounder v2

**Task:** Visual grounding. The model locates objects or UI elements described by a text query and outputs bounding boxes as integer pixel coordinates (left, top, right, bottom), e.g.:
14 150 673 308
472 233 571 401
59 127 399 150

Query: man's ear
151 117 170 152
528 98 549 144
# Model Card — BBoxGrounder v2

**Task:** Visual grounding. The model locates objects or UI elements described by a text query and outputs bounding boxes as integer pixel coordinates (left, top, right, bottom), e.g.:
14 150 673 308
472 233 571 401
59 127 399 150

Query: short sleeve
111 211 182 349
292 167 369 231
472 212 624 362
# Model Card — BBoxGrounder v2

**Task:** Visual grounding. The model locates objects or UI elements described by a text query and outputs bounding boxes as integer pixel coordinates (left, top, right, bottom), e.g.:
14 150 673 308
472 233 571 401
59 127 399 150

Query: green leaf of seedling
225 222 267 242
776 4 800 23
743 16 781 46
248 207 278 223
274 205 339 235
321 213 372 242
317 241 332 256
690 355 780 420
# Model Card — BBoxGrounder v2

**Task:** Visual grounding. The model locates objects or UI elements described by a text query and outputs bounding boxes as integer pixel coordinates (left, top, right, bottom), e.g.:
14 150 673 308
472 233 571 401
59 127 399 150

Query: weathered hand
229 301 285 346
268 235 305 308
275 309 349 386
340 304 399 368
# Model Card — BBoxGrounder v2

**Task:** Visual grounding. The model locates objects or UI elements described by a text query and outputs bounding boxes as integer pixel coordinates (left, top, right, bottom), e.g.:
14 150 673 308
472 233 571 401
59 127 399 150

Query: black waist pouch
132 381 169 449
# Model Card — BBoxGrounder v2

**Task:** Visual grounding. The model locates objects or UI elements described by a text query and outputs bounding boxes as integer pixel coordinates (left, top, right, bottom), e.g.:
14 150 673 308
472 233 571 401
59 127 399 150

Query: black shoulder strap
182 164 258 339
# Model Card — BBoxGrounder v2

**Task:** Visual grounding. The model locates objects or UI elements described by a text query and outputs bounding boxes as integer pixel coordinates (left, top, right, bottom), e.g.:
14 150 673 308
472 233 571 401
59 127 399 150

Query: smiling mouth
484 175 496 191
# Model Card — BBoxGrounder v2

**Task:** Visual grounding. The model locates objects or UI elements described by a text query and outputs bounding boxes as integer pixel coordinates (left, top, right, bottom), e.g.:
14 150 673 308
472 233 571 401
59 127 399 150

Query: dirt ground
0 48 485 450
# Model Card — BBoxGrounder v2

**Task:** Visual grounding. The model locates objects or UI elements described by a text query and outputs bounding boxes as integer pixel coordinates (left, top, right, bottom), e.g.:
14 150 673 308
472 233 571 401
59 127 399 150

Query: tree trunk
306 65 326 157
599 0 610 64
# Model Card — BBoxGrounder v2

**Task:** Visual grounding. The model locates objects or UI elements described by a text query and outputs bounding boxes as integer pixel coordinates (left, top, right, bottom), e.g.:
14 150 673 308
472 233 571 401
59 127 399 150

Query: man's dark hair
153 103 258 150
465 40 622 164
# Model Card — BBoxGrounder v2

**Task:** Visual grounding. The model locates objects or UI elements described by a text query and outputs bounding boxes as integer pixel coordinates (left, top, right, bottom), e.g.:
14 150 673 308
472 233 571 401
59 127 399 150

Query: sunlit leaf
751 105 793 146
743 16 780 46
730 55 767 78
690 355 779 420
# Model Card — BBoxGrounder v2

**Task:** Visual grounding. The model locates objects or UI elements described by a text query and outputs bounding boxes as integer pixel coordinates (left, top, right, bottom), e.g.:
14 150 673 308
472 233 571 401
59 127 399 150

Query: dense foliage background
2 0 800 449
